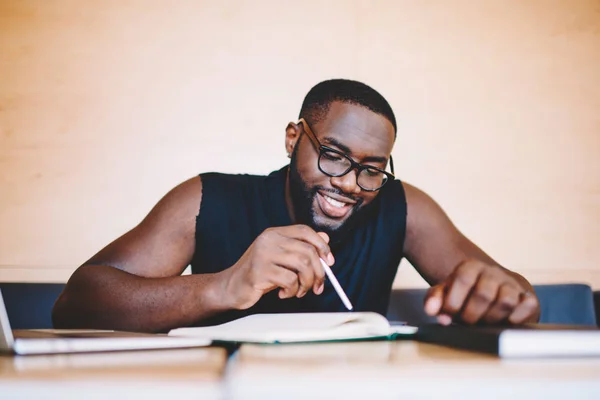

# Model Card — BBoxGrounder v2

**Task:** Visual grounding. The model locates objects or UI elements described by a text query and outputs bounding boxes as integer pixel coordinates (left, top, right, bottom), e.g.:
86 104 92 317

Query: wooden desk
227 341 600 400
0 347 227 400
2 341 599 399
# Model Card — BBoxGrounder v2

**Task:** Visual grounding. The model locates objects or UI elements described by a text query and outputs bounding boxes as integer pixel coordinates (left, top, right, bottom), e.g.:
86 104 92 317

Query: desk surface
229 341 600 399
1 341 600 400
1 347 226 380
0 347 227 400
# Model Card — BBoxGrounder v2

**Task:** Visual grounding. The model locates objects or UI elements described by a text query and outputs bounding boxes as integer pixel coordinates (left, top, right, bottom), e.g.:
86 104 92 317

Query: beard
288 148 374 247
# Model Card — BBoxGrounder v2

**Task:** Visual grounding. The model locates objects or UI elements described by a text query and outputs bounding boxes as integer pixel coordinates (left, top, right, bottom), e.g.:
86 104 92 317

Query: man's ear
285 122 301 158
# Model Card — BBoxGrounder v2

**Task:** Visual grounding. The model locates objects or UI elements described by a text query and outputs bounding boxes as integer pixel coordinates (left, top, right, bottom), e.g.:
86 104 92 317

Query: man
52 79 540 333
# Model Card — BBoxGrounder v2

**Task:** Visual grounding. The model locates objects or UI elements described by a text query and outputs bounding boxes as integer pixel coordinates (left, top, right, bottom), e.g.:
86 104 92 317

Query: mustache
313 186 362 205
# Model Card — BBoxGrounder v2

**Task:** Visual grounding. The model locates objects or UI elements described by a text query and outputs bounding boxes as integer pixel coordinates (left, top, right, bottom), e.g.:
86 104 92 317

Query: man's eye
323 152 342 161
365 168 381 177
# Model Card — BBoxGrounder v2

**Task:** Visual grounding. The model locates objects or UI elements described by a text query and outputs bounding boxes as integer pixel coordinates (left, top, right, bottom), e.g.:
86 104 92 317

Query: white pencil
319 258 353 311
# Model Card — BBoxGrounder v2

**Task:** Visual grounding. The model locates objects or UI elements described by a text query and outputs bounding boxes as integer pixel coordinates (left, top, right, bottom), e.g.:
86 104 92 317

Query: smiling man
53 79 540 332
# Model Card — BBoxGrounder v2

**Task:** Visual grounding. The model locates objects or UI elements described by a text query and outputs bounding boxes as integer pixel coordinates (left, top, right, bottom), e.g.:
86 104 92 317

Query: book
416 323 600 358
168 312 417 344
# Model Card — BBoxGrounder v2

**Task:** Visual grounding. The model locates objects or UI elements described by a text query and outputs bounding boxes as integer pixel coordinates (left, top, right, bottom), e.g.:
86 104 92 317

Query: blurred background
0 0 598 289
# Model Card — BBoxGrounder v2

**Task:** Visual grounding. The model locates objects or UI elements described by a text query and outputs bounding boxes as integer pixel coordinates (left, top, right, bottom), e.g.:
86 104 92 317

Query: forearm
52 265 230 333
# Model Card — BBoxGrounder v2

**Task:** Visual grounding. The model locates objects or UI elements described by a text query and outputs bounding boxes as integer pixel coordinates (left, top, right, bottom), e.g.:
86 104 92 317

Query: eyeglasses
297 118 395 192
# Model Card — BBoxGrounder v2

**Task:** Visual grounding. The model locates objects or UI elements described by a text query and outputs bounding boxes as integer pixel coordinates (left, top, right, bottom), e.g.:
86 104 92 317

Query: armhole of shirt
191 173 211 273
395 179 408 253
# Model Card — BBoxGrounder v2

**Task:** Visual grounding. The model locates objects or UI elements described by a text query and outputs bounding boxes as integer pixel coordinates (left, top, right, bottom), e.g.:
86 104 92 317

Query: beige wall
0 0 599 288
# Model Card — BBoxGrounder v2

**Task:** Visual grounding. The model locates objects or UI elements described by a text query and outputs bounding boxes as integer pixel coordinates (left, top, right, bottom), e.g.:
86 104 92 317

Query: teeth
324 195 346 208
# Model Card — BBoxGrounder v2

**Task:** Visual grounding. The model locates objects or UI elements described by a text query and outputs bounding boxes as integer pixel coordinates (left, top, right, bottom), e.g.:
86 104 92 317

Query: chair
386 283 597 326
535 284 596 326
0 282 65 329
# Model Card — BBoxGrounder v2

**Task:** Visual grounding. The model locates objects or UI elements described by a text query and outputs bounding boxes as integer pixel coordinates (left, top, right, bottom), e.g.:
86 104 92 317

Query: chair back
386 283 597 326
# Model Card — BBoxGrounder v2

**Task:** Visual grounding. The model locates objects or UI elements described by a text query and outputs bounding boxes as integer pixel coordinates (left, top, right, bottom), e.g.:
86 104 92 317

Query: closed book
416 323 600 358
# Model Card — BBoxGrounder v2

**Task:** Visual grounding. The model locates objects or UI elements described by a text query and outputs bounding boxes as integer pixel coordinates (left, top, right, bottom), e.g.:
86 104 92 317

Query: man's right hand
220 225 335 310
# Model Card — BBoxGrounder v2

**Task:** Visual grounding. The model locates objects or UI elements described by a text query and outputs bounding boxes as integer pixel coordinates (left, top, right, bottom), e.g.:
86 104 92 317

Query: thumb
424 283 446 316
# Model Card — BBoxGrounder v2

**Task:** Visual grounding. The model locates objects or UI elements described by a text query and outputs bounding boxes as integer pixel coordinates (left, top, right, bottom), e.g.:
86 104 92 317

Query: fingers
424 284 445 316
459 274 501 324
482 283 520 324
266 266 300 299
424 286 455 325
508 292 540 324
275 225 334 297
437 314 453 326
442 263 482 315
278 225 335 265
237 226 336 309
277 238 326 297
317 232 330 244
425 260 539 326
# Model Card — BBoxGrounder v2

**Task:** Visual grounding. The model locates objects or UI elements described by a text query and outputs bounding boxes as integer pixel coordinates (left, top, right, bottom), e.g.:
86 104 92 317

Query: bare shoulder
83 175 204 277
400 181 460 255
401 181 451 224
401 181 430 205
138 175 203 230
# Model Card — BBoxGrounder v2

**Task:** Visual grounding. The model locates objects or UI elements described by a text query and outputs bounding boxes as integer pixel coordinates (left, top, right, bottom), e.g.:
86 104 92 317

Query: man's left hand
423 260 541 325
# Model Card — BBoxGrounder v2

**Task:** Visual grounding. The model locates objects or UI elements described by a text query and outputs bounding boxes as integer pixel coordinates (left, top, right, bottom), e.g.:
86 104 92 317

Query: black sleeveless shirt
191 166 407 326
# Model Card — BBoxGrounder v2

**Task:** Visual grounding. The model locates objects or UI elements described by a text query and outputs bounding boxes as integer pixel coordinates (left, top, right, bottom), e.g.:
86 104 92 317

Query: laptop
0 289 211 355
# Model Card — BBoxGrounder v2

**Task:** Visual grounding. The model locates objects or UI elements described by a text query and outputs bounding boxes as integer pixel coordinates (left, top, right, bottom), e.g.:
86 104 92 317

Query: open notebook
168 312 417 344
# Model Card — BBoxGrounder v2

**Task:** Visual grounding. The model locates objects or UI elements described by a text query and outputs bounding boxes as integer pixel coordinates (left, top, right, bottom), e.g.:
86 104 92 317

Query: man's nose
330 170 361 195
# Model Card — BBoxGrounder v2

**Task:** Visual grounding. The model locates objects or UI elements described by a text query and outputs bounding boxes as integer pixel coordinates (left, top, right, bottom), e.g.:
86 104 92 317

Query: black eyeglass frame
297 118 395 192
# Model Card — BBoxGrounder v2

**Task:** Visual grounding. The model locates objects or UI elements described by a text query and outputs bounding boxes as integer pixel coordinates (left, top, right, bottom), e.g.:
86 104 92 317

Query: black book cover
415 323 599 356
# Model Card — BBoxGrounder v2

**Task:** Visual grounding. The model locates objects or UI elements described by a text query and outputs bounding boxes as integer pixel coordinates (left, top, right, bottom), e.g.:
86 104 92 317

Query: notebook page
169 312 391 343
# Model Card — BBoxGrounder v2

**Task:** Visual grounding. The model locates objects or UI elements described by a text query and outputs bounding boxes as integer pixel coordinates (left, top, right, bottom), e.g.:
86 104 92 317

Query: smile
316 192 355 219
325 196 346 208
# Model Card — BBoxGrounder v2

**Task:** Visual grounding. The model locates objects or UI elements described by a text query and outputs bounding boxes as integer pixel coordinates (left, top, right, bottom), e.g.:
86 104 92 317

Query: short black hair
299 79 397 137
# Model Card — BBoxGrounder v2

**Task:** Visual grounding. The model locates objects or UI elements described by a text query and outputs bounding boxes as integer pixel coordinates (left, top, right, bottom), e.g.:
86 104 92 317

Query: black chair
386 283 597 326
2 281 596 328
0 282 65 329
535 284 596 326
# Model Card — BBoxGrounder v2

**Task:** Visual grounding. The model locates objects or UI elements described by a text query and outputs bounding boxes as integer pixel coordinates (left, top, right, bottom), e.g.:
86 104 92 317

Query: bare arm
53 177 335 333
402 182 539 325
402 183 532 289
52 176 230 333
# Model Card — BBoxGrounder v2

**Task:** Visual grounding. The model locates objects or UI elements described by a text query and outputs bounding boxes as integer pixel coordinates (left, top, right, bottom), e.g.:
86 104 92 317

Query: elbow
51 265 97 329
51 290 69 328
52 279 84 329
